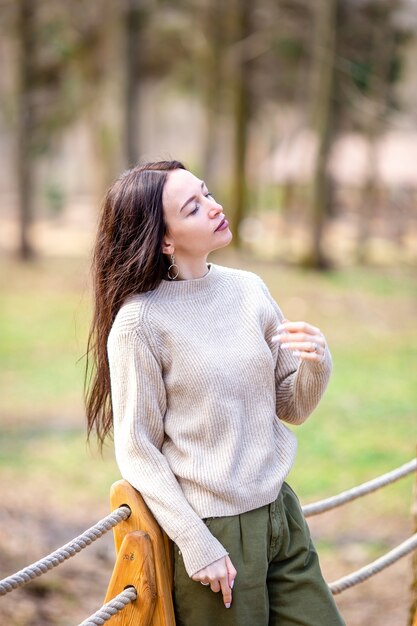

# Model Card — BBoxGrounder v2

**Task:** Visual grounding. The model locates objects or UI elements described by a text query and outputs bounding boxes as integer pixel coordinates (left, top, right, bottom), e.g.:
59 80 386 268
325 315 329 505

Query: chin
215 231 233 251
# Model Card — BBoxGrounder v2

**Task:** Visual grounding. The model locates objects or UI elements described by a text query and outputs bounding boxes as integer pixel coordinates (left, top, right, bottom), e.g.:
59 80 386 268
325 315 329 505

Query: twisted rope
329 532 417 594
0 505 131 596
302 458 416 517
77 586 137 626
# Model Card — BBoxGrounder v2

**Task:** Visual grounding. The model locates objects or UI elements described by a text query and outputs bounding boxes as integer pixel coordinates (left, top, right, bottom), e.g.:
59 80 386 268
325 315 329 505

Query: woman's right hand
191 555 237 608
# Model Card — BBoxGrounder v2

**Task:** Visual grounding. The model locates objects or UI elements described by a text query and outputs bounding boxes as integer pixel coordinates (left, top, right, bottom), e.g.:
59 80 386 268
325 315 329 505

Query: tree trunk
303 0 337 269
16 0 36 260
356 139 379 263
88 3 124 206
356 9 393 264
201 0 224 183
230 0 252 249
125 0 142 168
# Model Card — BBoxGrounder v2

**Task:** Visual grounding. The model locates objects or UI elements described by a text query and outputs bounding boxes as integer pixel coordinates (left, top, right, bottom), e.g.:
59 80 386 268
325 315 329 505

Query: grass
0 252 416 521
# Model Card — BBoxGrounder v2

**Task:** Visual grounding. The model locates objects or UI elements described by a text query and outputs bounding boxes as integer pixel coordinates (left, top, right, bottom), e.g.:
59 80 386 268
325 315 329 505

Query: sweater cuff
175 520 229 578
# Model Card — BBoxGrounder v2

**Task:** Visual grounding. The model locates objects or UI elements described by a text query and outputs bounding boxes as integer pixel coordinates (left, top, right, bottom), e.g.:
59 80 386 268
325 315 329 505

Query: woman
85 159 345 625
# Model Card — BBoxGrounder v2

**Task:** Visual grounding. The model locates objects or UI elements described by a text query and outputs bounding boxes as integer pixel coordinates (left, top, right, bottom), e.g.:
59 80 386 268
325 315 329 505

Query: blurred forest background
0 1 417 625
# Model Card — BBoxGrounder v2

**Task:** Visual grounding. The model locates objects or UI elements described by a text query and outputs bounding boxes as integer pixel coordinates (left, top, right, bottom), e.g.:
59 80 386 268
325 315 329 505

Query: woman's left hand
271 319 327 363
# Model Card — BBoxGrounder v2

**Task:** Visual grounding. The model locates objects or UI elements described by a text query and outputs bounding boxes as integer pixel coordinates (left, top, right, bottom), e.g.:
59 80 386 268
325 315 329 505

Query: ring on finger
200 581 210 586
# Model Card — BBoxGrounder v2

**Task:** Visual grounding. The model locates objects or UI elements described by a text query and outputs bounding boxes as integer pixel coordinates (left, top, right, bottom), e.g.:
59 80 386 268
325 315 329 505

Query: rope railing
0 457 415 625
0 505 131 596
329 532 417 595
77 586 138 626
302 458 416 517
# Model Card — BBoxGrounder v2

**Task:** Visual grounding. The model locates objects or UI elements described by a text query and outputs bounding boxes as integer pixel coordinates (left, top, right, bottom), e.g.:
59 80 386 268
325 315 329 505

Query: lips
214 218 227 232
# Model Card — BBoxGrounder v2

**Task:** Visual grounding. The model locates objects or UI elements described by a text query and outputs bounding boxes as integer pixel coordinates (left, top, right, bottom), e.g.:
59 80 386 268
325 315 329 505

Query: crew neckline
156 262 221 299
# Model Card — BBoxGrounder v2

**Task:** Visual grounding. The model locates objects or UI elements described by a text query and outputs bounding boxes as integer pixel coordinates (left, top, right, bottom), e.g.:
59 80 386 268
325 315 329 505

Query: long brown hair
84 159 186 447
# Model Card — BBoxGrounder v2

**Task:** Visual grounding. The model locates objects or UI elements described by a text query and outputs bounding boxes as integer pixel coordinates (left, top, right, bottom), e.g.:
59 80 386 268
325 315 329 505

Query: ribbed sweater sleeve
107 328 229 577
275 343 333 425
258 278 333 425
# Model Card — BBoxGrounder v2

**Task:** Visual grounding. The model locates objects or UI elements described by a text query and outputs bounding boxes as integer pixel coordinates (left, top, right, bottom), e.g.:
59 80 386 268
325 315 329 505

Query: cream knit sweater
107 262 332 577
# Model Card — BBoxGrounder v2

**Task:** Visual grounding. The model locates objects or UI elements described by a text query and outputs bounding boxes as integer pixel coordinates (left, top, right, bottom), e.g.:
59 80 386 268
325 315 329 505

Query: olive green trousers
173 482 345 626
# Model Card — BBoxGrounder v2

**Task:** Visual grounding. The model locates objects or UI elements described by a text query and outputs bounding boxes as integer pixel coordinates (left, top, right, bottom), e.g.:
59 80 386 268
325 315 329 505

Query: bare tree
78 2 126 199
303 0 337 269
355 3 396 263
199 0 225 182
16 0 36 260
229 0 254 249
124 0 143 167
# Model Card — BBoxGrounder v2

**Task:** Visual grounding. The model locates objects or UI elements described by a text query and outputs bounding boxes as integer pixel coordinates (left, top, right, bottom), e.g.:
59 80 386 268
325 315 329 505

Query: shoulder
215 264 274 305
107 294 163 365
217 263 284 311
107 291 155 344
214 263 266 291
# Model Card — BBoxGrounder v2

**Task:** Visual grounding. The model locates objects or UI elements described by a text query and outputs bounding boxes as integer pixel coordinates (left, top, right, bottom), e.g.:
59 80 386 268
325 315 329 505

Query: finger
226 555 237 590
191 572 205 583
281 341 324 353
274 332 325 345
210 579 221 593
292 350 326 363
219 575 233 608
276 321 321 335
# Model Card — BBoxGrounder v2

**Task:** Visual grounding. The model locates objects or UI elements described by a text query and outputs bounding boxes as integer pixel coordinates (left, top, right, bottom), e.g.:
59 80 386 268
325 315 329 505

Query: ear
161 236 174 256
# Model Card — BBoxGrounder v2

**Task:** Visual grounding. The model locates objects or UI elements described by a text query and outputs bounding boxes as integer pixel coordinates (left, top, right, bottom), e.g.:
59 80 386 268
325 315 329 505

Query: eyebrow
179 181 205 213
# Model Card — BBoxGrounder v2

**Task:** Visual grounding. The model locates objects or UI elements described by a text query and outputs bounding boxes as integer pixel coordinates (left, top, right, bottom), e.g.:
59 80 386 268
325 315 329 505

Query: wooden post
104 531 157 625
109 480 176 626
409 447 417 626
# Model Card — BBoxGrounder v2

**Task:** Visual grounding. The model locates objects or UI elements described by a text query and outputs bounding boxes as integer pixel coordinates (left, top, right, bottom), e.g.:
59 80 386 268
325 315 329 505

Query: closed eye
189 192 215 215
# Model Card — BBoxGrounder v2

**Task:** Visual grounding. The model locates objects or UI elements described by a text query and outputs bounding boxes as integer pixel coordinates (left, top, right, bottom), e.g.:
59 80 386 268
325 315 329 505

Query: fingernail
230 579 234 589
293 351 301 357
281 344 291 349
272 334 286 342
225 603 231 608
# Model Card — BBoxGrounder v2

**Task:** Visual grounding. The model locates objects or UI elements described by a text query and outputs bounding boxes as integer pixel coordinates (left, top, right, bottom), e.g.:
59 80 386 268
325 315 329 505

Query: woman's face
161 168 232 260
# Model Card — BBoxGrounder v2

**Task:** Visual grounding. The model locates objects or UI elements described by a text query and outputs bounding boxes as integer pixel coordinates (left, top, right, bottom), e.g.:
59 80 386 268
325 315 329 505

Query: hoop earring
167 254 179 280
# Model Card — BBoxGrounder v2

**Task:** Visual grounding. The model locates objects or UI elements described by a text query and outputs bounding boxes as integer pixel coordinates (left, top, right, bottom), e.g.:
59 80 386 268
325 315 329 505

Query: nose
209 200 223 218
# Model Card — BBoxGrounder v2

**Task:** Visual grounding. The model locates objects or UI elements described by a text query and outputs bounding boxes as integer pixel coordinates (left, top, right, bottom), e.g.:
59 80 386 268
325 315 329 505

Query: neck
172 256 210 280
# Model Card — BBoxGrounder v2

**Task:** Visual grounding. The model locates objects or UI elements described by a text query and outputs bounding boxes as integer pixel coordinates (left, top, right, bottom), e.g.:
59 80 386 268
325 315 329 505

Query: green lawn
1 253 416 518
